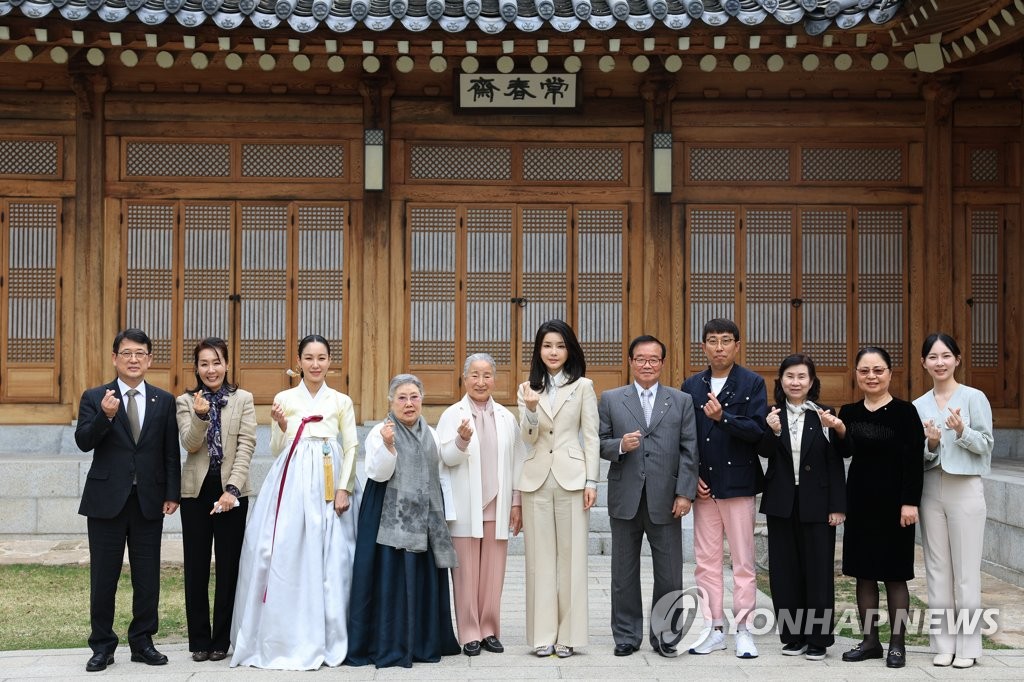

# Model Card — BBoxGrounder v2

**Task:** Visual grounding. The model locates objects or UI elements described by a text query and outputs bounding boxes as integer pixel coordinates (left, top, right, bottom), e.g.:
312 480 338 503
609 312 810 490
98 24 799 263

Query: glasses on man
631 357 663 367
704 337 736 349
117 351 151 360
856 367 889 377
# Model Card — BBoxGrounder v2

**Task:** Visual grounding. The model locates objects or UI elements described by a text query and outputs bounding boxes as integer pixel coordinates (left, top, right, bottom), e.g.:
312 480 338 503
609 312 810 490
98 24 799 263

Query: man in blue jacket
681 318 767 660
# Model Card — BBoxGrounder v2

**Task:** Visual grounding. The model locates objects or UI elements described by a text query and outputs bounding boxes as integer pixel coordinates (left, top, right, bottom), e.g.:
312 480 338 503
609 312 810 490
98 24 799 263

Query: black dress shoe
886 645 906 668
130 645 169 666
841 641 884 662
86 652 114 672
651 638 678 658
463 640 482 657
191 651 209 662
481 636 504 653
208 651 227 661
614 643 639 656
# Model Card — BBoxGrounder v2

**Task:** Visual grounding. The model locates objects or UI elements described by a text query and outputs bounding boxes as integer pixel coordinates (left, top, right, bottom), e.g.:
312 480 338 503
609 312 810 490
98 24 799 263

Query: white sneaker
734 629 759 659
688 628 726 655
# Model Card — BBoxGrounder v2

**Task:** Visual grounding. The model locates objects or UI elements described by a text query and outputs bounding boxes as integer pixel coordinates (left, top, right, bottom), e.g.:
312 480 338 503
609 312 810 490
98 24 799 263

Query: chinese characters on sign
457 73 579 111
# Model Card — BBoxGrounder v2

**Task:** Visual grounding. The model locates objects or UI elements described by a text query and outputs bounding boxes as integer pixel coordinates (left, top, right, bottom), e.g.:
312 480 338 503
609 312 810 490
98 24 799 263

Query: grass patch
0 564 192 651
757 570 1005 649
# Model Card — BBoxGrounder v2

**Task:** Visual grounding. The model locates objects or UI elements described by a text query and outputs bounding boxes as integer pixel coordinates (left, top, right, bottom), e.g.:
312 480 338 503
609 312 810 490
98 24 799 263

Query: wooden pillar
639 79 676 360
68 63 109 408
915 78 957 398
357 76 395 421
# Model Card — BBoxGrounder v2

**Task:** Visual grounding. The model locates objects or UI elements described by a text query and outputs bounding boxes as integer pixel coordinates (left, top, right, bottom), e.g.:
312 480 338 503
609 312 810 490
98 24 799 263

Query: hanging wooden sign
456 72 580 112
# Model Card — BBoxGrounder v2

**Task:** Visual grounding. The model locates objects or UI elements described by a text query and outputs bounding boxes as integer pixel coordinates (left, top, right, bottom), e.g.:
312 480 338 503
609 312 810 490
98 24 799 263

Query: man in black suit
599 335 699 657
75 328 181 672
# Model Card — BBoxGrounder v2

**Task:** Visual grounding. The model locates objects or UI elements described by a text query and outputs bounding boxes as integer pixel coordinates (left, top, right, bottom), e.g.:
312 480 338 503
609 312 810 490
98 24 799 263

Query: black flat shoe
614 643 639 656
782 641 808 656
191 651 209 662
86 653 113 672
481 636 504 653
130 645 168 666
842 642 883 662
886 646 906 668
463 640 482 656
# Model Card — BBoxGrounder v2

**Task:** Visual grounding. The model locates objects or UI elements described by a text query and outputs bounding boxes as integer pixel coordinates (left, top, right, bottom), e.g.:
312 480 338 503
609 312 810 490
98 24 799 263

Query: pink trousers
450 521 509 645
693 495 757 627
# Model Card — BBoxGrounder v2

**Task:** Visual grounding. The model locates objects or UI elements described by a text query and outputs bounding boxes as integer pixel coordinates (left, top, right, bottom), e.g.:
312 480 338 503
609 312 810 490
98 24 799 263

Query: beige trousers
521 472 589 648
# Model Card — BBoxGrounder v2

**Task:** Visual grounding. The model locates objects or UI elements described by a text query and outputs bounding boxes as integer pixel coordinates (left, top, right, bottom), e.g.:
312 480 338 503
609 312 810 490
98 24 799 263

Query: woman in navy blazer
758 354 846 661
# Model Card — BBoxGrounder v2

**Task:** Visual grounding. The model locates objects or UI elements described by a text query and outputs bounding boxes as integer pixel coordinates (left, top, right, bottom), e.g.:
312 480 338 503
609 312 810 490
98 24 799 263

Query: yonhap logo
651 586 706 646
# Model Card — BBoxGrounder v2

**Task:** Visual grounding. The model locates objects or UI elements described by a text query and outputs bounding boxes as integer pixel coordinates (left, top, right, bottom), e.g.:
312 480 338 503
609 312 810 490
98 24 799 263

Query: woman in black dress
820 346 924 669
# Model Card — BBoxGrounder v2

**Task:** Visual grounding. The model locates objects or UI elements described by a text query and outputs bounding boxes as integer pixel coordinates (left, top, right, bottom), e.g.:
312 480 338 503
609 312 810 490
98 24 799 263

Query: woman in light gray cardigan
913 333 993 670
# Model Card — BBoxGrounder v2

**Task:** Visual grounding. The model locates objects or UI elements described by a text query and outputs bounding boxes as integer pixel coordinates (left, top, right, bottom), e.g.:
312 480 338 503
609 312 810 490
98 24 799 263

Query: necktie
126 389 141 443
642 389 653 426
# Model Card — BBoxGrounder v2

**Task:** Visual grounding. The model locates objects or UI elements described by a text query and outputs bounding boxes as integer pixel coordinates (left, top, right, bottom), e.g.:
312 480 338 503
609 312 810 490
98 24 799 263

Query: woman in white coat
437 353 526 657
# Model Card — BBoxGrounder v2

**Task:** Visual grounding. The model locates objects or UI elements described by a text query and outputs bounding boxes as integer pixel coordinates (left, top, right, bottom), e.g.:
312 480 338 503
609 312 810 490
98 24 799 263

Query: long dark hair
188 337 238 394
772 353 820 406
528 319 586 391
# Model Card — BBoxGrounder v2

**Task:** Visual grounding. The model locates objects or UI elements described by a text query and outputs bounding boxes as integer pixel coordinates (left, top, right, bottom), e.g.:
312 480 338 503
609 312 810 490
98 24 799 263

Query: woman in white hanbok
231 334 360 670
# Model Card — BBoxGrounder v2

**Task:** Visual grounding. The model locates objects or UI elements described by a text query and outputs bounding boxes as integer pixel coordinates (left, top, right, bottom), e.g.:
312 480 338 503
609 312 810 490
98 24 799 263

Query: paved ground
2 539 1024 680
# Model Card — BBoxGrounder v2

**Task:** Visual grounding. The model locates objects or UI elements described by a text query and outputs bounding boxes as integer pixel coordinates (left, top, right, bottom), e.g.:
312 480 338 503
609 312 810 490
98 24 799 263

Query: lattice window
689 147 790 183
520 206 569 365
239 204 289 365
576 206 625 366
744 207 793 368
969 147 1001 185
522 146 625 183
856 208 905 366
181 203 232 366
125 141 231 178
800 208 849 367
968 208 1000 368
409 206 458 366
465 206 514 366
0 139 60 177
297 204 345 355
242 144 346 179
408 145 512 181
687 207 738 367
5 201 59 363
125 202 175 364
801 147 903 183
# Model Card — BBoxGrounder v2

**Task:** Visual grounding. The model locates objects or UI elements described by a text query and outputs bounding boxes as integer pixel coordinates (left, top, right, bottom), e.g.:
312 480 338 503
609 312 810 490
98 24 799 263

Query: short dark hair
628 335 665 360
772 353 821 406
189 337 238 394
112 328 152 354
855 345 893 370
921 332 961 360
297 334 331 379
702 318 740 343
528 319 586 391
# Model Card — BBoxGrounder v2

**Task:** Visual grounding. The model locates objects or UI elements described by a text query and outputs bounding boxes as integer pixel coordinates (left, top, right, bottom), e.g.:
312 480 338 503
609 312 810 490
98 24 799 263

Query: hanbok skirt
230 437 359 670
345 477 461 668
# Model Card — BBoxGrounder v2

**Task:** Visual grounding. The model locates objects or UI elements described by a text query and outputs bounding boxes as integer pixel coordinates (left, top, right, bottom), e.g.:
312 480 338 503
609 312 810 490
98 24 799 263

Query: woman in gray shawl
345 374 461 668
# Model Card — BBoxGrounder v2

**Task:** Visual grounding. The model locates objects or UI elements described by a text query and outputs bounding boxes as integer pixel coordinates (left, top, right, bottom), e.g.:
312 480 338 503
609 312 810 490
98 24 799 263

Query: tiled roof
0 0 903 35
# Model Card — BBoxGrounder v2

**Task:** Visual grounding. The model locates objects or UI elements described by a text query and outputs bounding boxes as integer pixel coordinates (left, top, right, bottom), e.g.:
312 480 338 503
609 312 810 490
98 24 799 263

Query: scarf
376 413 458 568
203 387 230 471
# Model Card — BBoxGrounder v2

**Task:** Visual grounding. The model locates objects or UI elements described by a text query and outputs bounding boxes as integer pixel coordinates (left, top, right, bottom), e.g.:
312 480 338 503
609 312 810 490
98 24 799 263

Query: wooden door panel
576 205 627 394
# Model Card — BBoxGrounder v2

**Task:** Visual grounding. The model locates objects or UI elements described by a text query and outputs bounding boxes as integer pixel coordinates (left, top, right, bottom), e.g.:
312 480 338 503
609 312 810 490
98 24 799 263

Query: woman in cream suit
517 319 600 658
437 353 526 656
176 337 257 662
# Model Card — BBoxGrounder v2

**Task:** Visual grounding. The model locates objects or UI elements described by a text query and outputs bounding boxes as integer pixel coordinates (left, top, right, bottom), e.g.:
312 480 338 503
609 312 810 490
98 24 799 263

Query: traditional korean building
0 0 1021 426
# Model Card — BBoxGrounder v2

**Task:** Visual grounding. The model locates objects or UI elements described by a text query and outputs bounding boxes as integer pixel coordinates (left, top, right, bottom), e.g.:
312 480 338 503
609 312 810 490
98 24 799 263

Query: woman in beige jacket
517 319 600 658
176 337 256 662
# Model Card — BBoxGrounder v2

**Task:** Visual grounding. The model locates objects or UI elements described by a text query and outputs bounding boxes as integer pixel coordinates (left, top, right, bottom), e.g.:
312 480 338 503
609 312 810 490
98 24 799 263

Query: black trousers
180 471 248 652
87 489 163 654
766 493 837 647
609 489 683 648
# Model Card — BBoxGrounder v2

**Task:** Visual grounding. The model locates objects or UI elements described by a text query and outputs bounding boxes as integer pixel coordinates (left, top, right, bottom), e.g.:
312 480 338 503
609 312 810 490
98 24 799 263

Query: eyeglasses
631 357 662 367
117 351 150 360
856 367 889 377
704 337 736 349
394 395 422 403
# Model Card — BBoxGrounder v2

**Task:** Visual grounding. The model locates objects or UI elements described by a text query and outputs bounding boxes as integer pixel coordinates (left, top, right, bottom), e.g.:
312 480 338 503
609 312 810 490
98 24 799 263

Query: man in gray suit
599 335 699 657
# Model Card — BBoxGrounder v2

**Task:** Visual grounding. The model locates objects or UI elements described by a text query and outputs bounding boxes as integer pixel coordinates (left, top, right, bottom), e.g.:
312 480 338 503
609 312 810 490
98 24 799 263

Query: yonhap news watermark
651 587 1001 639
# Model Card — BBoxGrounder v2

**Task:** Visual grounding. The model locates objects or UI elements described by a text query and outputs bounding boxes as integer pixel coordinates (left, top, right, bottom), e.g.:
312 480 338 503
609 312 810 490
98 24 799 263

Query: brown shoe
191 651 210 662
208 651 227 661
